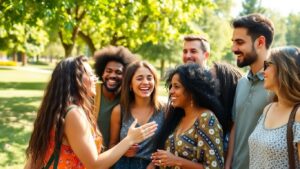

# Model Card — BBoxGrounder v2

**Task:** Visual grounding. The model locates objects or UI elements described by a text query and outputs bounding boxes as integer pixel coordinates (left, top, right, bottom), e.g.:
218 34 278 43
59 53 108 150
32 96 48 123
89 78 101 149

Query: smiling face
263 60 278 91
232 28 258 68
102 61 124 93
183 40 207 66
169 74 190 108
131 66 155 99
82 62 97 97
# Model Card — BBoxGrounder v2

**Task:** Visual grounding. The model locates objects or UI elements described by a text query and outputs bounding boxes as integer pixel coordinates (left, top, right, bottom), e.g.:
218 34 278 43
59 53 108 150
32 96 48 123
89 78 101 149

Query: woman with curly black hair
152 63 224 169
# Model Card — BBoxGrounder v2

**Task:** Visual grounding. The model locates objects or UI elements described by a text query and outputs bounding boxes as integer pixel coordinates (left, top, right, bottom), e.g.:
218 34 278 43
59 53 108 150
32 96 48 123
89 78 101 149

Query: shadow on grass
0 82 47 90
0 96 41 167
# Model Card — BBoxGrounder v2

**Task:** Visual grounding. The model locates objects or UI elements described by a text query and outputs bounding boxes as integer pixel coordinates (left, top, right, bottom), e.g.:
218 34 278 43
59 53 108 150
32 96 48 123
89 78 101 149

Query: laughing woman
248 46 300 169
109 61 165 169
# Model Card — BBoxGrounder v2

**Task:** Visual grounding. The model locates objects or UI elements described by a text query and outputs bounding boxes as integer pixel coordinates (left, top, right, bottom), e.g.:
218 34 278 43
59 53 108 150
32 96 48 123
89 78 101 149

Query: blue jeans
114 156 151 169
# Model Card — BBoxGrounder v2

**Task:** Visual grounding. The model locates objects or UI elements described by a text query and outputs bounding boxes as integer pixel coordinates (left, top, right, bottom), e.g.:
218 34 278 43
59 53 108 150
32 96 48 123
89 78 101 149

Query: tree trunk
160 59 165 79
12 52 17 62
21 52 27 66
36 55 39 62
78 31 96 56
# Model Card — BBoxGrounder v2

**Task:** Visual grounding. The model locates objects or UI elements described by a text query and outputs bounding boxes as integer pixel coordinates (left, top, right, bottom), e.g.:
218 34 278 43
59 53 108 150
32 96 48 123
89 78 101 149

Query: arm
65 108 157 169
109 105 139 157
295 108 300 160
109 105 121 148
225 123 235 169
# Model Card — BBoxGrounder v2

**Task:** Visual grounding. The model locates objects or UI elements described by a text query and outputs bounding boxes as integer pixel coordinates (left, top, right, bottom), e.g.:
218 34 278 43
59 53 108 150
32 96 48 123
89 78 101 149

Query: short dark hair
184 35 210 53
94 46 137 81
232 13 274 49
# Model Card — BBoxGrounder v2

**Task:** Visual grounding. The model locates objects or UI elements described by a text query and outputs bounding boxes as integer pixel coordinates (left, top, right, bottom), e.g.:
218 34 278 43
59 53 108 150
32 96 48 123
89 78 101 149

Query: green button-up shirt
232 69 273 169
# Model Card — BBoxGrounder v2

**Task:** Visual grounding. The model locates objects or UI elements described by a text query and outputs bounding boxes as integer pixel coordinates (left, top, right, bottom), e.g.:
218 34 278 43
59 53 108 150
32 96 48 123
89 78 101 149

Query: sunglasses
263 60 273 71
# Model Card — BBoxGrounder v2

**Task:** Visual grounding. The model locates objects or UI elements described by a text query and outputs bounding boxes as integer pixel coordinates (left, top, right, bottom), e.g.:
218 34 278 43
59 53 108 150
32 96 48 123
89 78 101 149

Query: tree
240 0 266 16
286 13 300 46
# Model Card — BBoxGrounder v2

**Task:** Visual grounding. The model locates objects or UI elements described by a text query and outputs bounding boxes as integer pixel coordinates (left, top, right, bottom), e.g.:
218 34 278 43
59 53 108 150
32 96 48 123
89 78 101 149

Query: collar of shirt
247 68 264 82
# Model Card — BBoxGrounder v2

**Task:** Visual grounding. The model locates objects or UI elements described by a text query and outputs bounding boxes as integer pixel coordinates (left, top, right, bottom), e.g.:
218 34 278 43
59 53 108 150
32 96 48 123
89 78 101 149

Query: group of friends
24 13 300 169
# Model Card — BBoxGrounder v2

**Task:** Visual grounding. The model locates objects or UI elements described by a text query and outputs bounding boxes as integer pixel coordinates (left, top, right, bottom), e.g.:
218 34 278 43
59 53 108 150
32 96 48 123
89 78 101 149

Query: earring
190 100 194 108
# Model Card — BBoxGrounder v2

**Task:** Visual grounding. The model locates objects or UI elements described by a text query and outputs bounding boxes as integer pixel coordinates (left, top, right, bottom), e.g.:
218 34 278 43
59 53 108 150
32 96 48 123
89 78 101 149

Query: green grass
0 66 50 169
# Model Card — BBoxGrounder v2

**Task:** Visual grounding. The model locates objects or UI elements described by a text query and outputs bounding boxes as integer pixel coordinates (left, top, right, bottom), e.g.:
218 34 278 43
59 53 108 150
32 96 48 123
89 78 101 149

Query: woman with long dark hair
25 56 157 169
152 63 224 169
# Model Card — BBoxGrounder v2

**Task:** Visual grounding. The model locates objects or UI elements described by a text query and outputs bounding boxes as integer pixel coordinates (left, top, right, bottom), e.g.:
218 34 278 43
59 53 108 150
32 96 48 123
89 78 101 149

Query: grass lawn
0 67 51 169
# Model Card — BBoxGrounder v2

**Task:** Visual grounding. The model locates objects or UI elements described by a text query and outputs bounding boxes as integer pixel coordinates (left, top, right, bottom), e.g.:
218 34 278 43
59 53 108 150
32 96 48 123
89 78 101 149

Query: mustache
234 51 243 55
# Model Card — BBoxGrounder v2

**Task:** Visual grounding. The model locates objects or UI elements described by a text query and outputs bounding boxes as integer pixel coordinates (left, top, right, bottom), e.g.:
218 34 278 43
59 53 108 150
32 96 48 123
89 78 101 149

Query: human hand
124 144 139 157
146 162 156 169
126 119 157 145
151 149 178 167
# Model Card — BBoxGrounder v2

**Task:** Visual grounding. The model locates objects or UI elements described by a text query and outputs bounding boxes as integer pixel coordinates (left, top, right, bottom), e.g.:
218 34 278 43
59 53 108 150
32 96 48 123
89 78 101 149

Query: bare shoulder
65 107 89 131
111 104 121 116
295 105 300 122
263 103 273 115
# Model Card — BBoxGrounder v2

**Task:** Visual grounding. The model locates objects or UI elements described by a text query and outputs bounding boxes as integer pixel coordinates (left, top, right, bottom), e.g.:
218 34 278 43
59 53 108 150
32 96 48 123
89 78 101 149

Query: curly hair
212 62 242 134
232 13 274 49
157 63 225 149
269 46 300 103
94 46 137 81
26 56 96 169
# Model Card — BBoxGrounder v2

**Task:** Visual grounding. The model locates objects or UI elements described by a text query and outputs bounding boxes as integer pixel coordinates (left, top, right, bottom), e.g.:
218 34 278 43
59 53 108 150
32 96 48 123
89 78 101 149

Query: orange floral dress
44 120 103 168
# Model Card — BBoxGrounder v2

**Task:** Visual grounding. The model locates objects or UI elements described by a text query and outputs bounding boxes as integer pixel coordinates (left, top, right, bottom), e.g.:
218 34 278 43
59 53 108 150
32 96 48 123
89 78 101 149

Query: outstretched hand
126 119 158 145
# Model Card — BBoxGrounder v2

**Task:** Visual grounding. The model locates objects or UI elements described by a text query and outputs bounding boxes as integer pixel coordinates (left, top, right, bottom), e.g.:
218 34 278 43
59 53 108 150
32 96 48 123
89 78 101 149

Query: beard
102 79 122 93
236 47 258 68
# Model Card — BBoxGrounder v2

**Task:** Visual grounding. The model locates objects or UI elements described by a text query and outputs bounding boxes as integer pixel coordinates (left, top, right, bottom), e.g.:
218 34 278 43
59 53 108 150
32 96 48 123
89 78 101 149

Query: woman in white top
248 46 300 169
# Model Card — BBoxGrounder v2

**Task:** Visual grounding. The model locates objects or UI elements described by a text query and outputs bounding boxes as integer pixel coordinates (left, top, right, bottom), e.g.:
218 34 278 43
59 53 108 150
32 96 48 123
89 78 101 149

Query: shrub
0 61 17 66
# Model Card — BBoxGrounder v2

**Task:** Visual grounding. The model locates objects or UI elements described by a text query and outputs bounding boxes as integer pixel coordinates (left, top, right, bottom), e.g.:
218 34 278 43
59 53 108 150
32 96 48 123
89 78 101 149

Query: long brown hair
270 46 300 103
120 61 160 120
26 56 96 168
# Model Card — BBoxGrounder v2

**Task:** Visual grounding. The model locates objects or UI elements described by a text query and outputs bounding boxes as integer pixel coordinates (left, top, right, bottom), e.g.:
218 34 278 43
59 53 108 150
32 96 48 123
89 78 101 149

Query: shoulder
295 104 300 123
198 111 222 129
262 103 273 115
111 104 121 116
65 107 89 132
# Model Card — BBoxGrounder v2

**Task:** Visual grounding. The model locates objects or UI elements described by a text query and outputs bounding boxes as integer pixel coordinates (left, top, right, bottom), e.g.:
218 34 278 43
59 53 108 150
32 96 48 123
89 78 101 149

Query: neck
133 96 152 107
250 49 269 74
276 92 294 108
102 86 119 101
184 106 202 117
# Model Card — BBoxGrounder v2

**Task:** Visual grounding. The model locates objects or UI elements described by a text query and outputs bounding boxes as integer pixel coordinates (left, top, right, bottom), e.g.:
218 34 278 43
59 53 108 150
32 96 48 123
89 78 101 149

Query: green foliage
286 13 300 46
240 0 266 16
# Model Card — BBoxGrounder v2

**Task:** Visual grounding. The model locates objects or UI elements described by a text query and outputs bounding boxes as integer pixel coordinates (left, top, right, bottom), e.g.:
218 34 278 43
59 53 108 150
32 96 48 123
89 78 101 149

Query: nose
231 44 238 52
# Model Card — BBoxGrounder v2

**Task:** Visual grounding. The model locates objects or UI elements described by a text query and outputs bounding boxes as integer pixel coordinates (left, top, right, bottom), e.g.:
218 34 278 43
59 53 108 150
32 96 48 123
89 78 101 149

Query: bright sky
232 0 300 16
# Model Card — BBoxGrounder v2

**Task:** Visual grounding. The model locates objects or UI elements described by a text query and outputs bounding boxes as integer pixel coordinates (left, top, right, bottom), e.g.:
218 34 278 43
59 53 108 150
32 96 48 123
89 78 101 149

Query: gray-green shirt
97 88 120 147
232 70 272 169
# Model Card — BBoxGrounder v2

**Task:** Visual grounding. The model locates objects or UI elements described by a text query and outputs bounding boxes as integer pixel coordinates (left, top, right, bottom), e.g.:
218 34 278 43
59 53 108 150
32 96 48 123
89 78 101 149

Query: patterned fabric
44 107 103 169
114 109 165 169
164 112 224 169
249 113 300 169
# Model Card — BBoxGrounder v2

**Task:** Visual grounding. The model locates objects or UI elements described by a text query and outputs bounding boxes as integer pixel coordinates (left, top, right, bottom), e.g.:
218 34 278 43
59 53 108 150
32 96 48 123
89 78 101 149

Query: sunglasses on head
263 60 273 71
